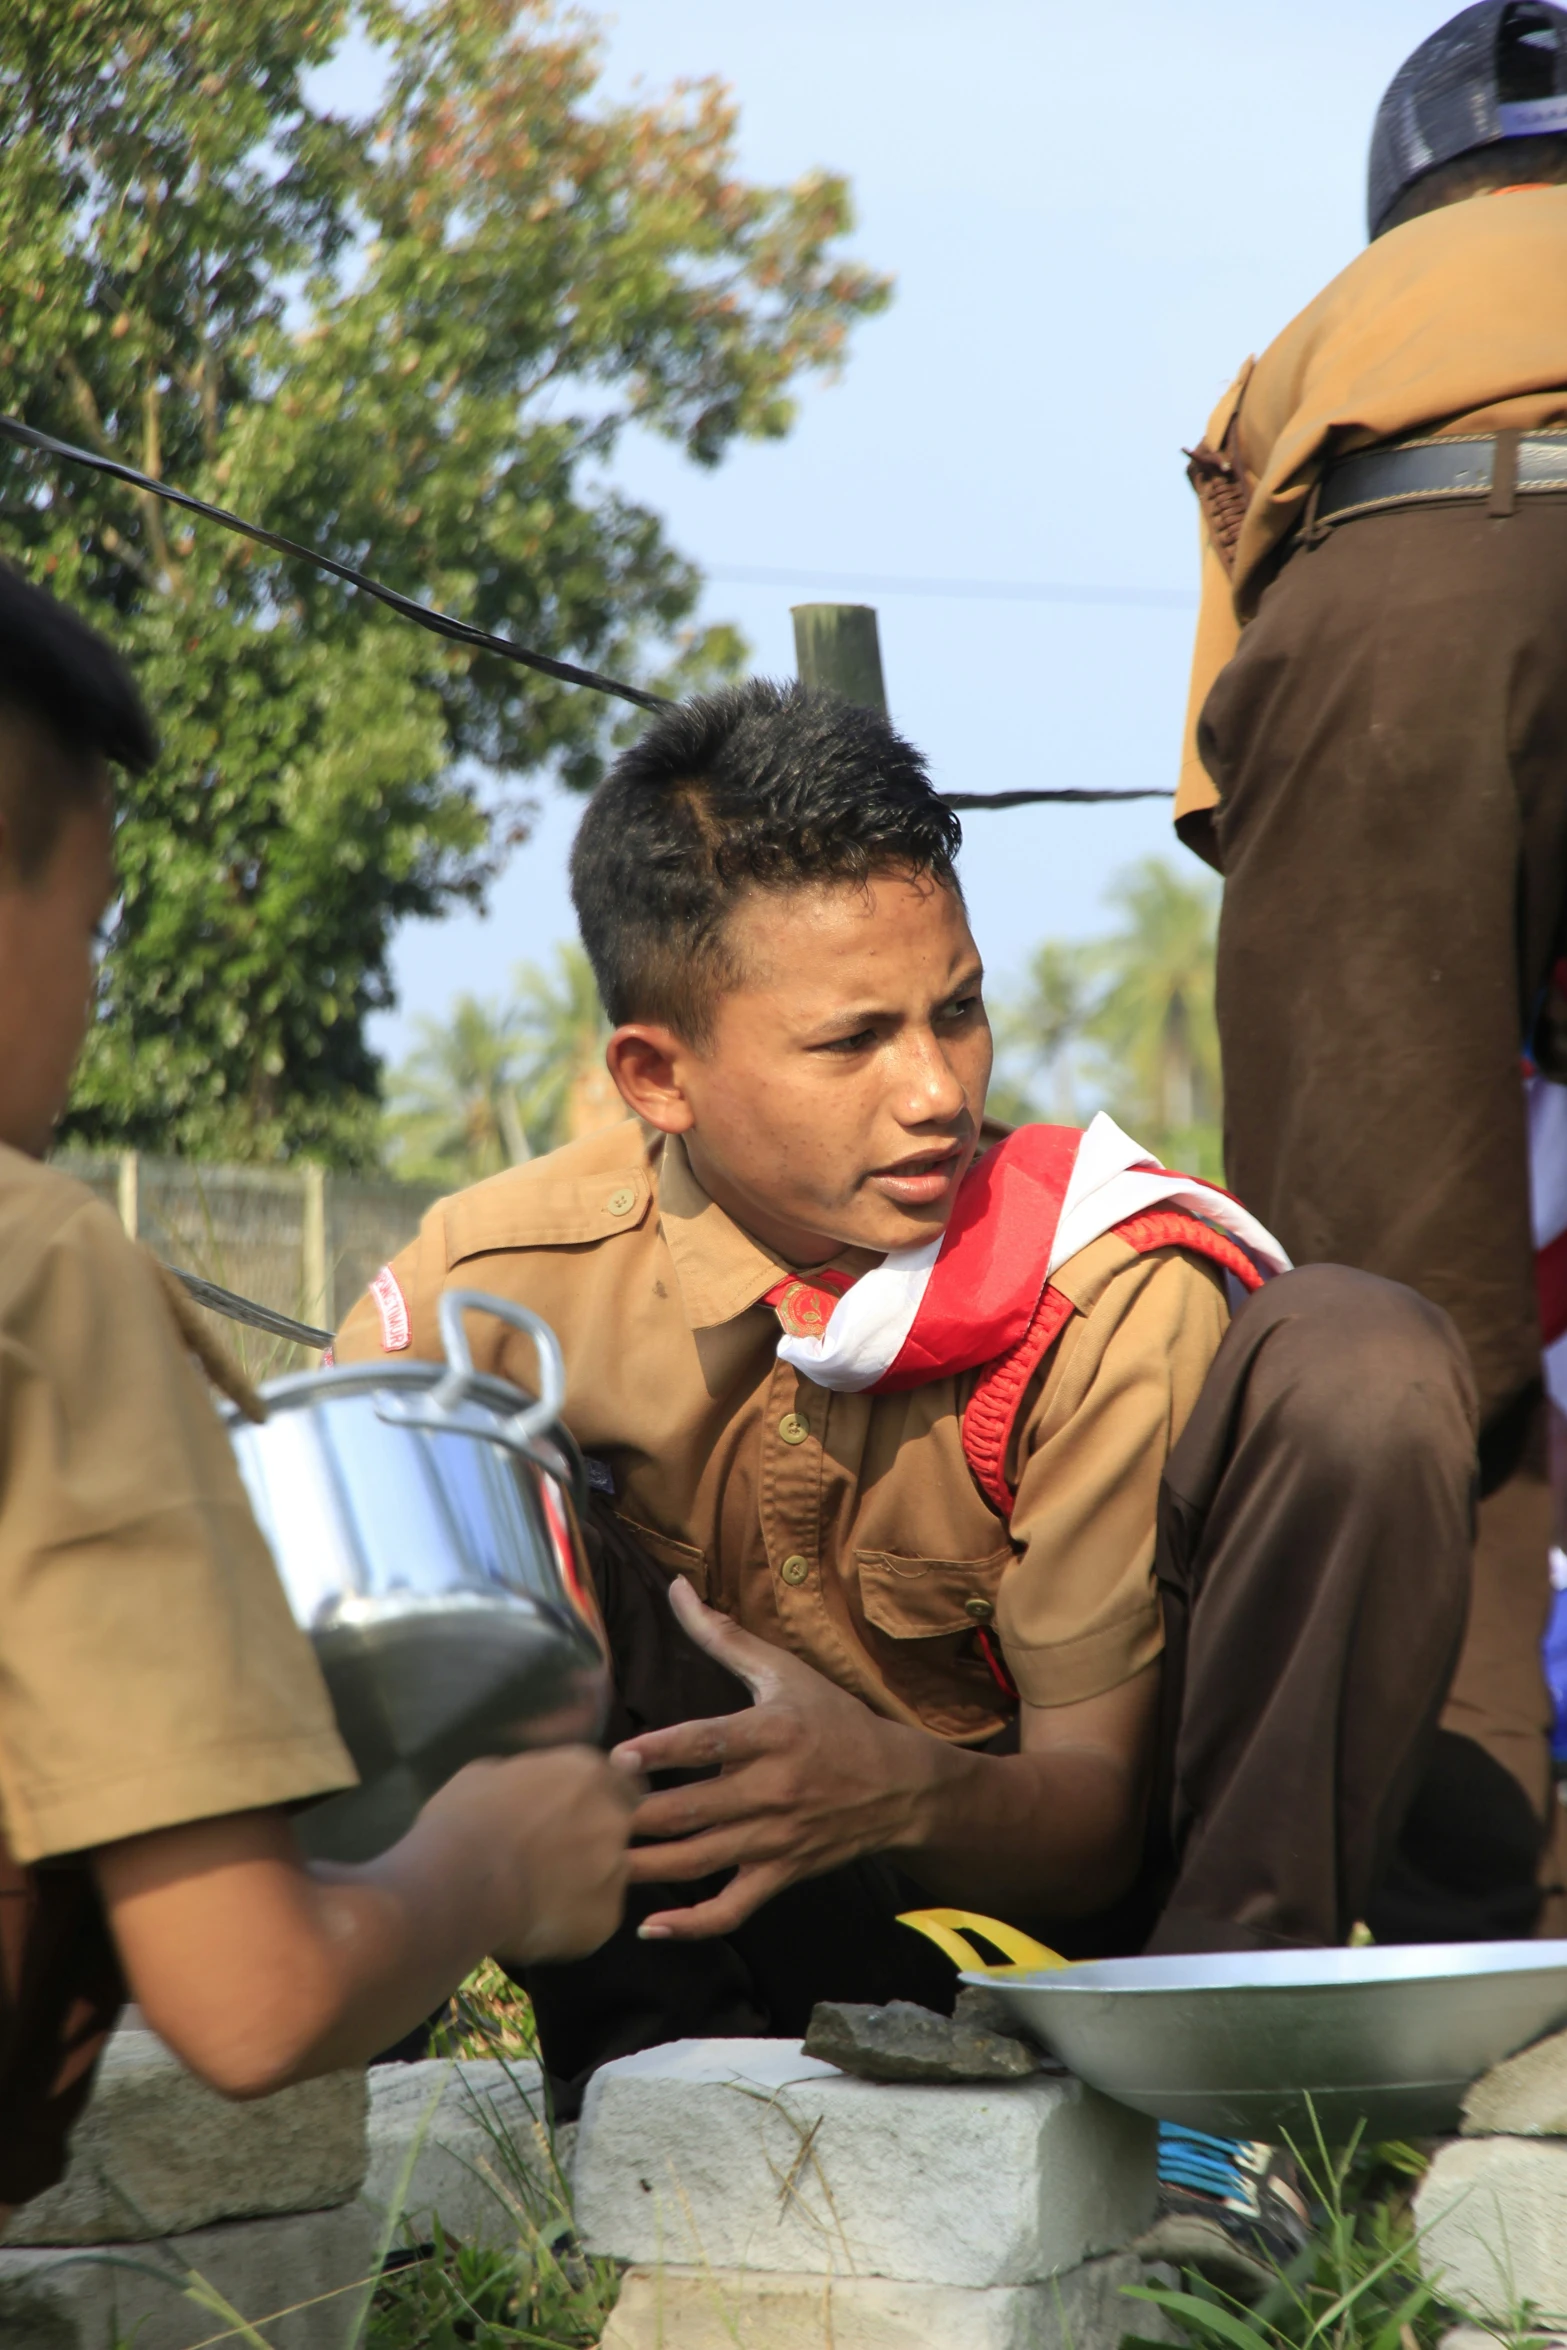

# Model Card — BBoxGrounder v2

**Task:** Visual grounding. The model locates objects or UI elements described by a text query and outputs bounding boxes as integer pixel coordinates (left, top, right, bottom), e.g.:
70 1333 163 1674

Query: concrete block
4 2026 367 2245
362 2056 564 2250
0 2196 378 2350
600 2250 1176 2350
1415 2137 1567 2325
1463 2028 1567 2137
1440 2332 1567 2350
575 2038 1156 2290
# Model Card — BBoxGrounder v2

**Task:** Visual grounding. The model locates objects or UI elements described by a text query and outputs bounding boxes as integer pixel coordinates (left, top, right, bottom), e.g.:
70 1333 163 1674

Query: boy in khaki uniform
338 679 1477 2120
0 570 635 2213
1177 2 1567 1935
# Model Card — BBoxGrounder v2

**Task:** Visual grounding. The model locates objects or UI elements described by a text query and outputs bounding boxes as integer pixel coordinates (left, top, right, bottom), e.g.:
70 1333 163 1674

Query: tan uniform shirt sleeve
0 1194 354 1863
995 1242 1230 1709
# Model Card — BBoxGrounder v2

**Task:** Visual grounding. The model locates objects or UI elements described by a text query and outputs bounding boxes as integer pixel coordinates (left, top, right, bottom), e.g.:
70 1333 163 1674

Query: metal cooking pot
967 1941 1567 2141
898 1910 1567 2141
225 1289 608 1861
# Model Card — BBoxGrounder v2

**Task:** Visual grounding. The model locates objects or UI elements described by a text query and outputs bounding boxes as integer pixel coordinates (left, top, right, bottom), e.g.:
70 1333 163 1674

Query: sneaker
1134 2123 1313 2297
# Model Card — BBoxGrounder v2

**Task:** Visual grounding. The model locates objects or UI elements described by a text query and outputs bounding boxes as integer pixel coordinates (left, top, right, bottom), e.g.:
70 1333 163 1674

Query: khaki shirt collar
657 1135 879 1331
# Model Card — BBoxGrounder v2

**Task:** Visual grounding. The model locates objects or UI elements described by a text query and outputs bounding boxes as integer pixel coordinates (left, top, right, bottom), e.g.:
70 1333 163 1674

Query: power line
0 416 1186 817
941 787 1174 809
0 414 672 713
705 562 1196 611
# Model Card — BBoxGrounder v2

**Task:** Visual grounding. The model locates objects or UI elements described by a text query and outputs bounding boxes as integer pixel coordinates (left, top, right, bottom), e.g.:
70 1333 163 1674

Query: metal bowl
969 1941 1567 2142
227 1290 608 1861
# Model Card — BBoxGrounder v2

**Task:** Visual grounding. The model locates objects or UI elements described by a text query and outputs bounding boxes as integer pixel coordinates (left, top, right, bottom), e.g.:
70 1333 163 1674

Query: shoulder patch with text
369 1264 411 1353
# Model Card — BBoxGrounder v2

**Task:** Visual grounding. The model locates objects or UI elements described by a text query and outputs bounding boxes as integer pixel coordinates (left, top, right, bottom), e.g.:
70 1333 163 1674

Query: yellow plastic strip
896 1907 1069 1976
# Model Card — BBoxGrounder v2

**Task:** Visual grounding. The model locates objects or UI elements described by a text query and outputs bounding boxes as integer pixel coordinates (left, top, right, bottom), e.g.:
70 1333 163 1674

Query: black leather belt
1317 431 1567 525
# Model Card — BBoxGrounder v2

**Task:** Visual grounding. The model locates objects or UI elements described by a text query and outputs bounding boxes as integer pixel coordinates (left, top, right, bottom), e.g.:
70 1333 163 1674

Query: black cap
1368 1 1567 238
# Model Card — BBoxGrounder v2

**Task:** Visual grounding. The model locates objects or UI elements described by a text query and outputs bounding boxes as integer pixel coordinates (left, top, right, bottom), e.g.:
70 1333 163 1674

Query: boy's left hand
610 1578 935 1940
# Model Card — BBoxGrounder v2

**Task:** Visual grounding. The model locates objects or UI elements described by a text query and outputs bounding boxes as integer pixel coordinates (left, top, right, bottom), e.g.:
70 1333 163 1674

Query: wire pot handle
372 1287 568 1468
434 1288 567 1447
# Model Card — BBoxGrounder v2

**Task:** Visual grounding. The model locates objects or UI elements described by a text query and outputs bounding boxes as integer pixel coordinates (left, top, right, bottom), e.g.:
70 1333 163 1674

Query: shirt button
606 1186 637 1215
777 1412 810 1446
780 1553 810 1586
965 1596 996 1623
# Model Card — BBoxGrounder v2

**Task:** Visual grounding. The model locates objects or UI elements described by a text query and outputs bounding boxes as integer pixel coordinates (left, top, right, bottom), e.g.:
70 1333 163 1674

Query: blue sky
324 0 1446 1063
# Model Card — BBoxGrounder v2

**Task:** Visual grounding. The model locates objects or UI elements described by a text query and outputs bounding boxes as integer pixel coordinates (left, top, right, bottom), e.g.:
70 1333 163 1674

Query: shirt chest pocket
855 1545 1014 1639
614 1515 709 1602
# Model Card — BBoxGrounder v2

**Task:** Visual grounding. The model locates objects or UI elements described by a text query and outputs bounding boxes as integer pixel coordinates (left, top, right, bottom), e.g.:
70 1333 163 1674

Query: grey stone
954 1984 1053 2046
0 2197 377 2350
362 2056 566 2251
803 1997 1043 2083
3 2025 367 2246
1463 2027 1567 2138
600 2251 1178 2350
1414 2136 1567 2326
574 2036 1156 2288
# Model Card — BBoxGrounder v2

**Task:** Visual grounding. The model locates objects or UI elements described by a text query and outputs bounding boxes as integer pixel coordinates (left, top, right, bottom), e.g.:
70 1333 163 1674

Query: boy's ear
605 1024 697 1135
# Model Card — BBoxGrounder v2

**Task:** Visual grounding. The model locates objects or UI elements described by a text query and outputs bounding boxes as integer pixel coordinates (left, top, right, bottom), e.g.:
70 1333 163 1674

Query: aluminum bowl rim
960 1938 1567 1998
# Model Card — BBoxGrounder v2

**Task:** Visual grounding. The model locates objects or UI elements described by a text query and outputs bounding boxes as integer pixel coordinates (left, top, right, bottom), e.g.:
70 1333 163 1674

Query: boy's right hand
420 1746 640 1965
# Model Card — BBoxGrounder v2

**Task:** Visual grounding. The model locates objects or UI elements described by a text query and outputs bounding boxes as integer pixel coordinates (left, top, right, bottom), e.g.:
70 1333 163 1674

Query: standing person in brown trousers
1178 1 1567 1938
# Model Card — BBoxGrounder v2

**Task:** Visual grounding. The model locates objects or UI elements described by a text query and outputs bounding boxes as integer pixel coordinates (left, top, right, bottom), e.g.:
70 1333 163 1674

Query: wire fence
55 1150 439 1379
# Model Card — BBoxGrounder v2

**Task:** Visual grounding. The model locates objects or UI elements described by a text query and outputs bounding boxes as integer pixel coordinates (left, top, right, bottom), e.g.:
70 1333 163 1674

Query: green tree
1083 857 1222 1174
511 943 613 1155
992 940 1091 1127
0 0 888 1163
383 993 530 1185
998 858 1223 1176
383 943 611 1182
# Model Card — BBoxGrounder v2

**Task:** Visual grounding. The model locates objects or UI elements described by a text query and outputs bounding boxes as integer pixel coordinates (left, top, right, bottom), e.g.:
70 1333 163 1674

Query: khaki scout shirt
1178 187 1567 823
0 1148 353 1864
336 1122 1229 1739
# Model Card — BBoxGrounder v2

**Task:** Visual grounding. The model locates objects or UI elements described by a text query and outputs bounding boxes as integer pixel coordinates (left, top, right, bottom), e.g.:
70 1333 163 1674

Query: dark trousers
1200 496 1567 1922
516 1267 1473 2115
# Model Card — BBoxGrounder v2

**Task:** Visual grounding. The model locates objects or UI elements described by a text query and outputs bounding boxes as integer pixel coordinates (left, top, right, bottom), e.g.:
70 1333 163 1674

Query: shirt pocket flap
615 1514 709 1601
443 1170 651 1264
856 1546 1014 1640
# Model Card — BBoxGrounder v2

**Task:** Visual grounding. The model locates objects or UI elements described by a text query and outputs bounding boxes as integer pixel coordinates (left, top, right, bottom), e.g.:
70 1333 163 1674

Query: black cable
940 787 1174 808
0 415 1183 815
0 413 673 714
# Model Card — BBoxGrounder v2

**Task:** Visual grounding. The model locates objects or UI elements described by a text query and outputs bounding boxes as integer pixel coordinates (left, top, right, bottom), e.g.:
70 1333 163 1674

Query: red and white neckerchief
766 1113 1289 1398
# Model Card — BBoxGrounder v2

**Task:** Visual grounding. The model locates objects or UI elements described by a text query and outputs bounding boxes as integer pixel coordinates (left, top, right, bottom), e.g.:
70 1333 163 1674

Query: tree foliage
385 941 611 1183
0 0 888 1162
997 857 1223 1177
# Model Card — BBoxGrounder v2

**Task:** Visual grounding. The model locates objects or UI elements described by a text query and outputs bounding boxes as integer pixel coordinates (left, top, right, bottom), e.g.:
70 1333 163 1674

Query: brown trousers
517 1267 1472 2115
0 1840 123 2206
1200 496 1567 1912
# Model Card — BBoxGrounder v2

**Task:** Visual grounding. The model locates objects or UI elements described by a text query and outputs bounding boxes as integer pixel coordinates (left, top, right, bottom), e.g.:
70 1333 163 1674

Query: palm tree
382 947 618 1183
512 945 617 1154
383 994 531 1185
993 858 1223 1176
996 939 1094 1125
1085 859 1220 1141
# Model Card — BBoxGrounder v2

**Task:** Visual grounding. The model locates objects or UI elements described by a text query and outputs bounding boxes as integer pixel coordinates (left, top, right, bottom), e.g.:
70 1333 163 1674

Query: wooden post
301 1163 331 1333
116 1149 139 1240
792 603 888 713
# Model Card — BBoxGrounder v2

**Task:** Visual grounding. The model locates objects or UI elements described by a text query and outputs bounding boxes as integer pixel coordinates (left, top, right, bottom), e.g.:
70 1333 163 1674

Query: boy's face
0 726 115 1159
608 869 993 1262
